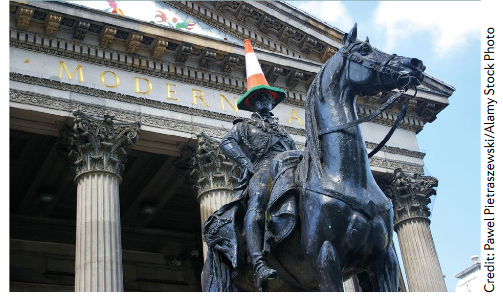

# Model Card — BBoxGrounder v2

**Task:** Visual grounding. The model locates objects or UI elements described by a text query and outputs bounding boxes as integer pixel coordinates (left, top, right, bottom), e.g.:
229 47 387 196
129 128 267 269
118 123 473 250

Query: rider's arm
289 136 298 150
219 122 254 174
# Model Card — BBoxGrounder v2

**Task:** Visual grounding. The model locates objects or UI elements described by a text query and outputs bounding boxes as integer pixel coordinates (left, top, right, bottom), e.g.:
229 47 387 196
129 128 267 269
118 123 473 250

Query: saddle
264 150 303 253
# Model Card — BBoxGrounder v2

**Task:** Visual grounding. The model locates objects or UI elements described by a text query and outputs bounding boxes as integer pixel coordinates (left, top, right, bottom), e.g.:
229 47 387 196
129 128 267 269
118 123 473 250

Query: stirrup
255 263 277 291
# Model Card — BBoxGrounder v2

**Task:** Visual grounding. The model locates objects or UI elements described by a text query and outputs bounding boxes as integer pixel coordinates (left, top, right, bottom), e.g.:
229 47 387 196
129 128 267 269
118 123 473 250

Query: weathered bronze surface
202 23 426 292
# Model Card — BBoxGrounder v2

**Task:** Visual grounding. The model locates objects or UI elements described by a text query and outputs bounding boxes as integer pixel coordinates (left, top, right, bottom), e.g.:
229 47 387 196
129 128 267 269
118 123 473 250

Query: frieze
9 79 306 137
9 66 423 133
10 27 428 132
9 33 256 99
9 88 227 140
365 141 426 159
11 87 422 174
368 157 424 175
356 105 422 133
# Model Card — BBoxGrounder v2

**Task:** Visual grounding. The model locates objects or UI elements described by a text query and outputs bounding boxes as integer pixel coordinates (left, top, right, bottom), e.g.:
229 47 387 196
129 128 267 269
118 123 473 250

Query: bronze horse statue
201 23 425 292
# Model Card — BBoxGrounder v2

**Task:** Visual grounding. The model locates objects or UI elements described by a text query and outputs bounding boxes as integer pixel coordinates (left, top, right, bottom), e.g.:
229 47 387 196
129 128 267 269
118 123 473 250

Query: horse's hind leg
368 246 399 292
316 241 344 291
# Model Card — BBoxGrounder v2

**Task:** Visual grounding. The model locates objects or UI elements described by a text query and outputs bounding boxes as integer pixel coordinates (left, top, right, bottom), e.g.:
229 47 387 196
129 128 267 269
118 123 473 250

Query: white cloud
286 1 353 32
373 1 480 57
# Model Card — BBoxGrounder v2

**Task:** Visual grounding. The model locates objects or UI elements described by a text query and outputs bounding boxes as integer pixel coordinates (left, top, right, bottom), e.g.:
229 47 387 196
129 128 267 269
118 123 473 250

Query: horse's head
338 23 425 96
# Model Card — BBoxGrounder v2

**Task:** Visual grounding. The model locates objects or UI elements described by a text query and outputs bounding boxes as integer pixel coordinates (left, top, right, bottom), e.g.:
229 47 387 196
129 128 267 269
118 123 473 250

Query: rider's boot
253 256 278 291
245 207 278 291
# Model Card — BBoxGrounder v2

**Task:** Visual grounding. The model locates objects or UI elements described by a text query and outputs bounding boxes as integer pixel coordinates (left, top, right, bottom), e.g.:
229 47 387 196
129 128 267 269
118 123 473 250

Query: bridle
339 42 417 92
317 42 419 158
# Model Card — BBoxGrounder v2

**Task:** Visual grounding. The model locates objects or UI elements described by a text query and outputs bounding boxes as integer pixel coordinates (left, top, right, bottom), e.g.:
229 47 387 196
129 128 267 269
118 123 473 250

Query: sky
284 0 483 292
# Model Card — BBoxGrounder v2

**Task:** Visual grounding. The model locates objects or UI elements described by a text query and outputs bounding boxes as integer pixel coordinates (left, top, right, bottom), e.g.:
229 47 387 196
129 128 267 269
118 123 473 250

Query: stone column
381 168 447 292
343 276 360 292
184 133 239 259
59 111 140 292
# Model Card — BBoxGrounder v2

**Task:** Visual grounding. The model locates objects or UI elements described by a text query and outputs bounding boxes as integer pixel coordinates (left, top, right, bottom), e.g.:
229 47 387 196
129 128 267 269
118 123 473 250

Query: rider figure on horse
219 39 297 291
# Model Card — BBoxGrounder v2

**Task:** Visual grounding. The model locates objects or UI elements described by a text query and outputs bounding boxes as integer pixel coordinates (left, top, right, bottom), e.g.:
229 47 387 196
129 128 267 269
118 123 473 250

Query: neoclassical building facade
9 1 453 292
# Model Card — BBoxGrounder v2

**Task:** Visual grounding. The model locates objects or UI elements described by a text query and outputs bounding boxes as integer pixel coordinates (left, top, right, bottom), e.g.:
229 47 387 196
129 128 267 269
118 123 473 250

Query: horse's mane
304 51 344 179
304 60 328 178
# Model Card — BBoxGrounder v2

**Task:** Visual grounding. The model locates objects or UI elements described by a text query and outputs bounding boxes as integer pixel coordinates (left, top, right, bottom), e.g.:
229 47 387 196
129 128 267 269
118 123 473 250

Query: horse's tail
201 247 234 292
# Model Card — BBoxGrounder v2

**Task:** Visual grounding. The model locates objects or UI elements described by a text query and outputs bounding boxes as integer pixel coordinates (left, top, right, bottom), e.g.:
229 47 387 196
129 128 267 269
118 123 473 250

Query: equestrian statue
201 23 426 292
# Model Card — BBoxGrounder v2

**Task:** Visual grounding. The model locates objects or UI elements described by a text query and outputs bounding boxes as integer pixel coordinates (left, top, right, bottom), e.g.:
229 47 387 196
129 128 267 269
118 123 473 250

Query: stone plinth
59 110 140 291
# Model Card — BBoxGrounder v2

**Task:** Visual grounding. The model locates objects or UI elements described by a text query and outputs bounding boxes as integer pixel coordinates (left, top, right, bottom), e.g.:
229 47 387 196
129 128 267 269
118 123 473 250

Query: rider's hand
234 165 254 190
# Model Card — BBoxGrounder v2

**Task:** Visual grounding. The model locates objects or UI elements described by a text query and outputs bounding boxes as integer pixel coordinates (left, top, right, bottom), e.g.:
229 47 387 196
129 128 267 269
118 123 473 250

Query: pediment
166 1 343 64
68 1 243 44
63 1 341 64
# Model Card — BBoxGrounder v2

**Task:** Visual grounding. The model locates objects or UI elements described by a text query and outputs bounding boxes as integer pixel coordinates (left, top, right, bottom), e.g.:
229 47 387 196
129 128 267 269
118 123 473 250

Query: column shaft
396 218 447 292
199 189 234 259
343 276 359 292
58 111 139 292
75 172 123 292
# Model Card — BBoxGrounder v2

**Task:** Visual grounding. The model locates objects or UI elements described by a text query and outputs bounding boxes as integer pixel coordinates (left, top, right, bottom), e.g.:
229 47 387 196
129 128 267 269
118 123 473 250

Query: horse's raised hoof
256 265 277 292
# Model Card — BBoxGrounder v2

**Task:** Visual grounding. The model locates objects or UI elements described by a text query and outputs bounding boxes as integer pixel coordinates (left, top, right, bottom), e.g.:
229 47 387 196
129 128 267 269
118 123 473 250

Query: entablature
10 1 453 133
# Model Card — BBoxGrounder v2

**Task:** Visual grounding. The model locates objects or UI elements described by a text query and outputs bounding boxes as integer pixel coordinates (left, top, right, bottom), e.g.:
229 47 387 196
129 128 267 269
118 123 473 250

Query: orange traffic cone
237 39 286 112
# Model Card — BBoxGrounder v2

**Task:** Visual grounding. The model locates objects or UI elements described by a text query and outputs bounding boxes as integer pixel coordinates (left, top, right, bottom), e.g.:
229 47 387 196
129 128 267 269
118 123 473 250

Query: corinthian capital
58 111 140 182
380 168 438 227
177 133 239 201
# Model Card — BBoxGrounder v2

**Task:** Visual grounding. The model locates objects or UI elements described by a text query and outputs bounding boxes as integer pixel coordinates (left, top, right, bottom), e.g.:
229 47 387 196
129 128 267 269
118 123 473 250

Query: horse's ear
345 23 358 47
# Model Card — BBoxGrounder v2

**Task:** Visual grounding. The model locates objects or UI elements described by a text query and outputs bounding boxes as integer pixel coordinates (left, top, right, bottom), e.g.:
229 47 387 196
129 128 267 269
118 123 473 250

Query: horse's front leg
367 245 399 292
300 190 348 291
317 241 344 291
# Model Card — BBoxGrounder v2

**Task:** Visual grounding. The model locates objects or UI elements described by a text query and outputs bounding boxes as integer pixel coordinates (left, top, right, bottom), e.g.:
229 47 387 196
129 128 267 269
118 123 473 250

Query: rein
317 45 419 157
318 91 403 136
